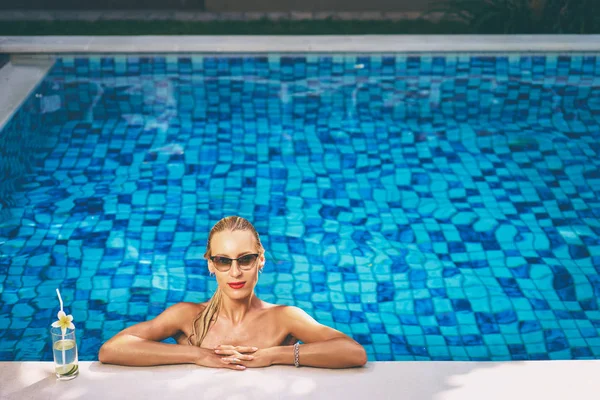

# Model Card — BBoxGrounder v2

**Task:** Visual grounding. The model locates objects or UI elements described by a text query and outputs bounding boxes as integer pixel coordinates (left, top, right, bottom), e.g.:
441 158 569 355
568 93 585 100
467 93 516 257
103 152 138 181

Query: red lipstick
228 282 246 289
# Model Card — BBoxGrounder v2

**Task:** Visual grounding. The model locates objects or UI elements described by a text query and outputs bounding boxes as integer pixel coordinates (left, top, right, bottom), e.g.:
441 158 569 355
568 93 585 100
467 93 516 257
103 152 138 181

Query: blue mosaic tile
1 54 600 362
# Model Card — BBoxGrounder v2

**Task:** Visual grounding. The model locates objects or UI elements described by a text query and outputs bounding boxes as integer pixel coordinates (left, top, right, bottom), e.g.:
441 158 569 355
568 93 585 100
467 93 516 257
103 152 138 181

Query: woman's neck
219 292 260 325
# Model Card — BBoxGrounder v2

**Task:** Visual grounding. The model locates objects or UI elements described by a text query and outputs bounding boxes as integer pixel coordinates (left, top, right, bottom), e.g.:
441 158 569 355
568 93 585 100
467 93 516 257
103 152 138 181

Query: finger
215 350 251 360
214 345 236 350
221 357 245 364
218 349 254 359
235 346 259 353
223 363 245 371
214 349 237 355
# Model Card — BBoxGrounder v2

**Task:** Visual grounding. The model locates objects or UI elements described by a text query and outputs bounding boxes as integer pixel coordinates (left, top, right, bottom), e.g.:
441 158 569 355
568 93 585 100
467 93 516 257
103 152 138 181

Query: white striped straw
56 288 64 312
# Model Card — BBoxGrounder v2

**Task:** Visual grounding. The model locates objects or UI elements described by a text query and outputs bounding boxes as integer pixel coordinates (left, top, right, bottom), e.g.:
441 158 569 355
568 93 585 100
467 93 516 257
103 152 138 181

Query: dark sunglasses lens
213 257 232 268
238 254 258 267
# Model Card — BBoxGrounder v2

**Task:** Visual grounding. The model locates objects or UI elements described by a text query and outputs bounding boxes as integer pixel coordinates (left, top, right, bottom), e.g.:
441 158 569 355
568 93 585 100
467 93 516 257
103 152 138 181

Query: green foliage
427 0 600 33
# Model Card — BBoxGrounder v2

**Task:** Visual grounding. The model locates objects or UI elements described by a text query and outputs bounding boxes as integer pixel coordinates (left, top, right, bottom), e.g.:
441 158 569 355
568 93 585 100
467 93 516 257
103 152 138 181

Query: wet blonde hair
188 216 264 347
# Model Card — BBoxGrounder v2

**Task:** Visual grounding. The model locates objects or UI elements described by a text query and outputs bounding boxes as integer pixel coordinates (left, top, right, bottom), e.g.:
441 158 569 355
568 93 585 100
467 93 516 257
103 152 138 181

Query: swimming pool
0 54 599 362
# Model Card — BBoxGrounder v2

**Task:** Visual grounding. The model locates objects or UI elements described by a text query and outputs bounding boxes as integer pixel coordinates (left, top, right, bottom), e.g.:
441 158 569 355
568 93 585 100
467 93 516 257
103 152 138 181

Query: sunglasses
209 253 259 272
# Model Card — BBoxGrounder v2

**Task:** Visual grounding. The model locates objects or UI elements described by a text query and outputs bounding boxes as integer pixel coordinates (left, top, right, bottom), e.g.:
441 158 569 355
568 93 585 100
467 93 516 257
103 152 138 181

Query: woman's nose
229 261 243 277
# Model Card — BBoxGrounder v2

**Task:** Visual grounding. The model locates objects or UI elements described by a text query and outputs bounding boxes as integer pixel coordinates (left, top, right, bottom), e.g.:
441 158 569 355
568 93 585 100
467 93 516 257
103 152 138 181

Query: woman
99 216 367 370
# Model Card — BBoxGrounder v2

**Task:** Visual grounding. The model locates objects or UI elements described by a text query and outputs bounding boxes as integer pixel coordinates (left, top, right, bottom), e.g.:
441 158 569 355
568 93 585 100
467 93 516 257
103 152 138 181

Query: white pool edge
1 35 600 53
2 360 600 400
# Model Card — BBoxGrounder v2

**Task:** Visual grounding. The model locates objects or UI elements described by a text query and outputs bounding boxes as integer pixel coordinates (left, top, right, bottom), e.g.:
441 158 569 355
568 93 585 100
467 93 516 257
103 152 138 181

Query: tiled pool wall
0 54 599 362
0 87 46 222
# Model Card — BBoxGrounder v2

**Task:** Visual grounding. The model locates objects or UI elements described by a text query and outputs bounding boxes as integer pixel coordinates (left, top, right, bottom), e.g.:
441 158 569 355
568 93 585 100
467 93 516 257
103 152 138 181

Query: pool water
0 54 599 362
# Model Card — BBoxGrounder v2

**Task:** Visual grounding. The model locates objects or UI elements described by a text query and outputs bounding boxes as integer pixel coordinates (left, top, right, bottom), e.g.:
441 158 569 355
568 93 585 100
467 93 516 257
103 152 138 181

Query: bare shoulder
259 301 290 312
255 301 293 320
163 302 207 322
270 304 346 343
276 304 309 316
173 301 207 315
104 301 208 344
271 304 314 323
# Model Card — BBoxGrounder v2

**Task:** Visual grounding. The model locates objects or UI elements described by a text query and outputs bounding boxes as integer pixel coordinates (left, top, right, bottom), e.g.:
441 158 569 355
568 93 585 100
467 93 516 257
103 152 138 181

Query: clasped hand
197 344 273 370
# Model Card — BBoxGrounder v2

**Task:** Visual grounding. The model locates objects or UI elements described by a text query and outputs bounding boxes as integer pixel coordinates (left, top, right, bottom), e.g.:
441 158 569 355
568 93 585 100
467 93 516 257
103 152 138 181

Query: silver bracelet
293 342 300 367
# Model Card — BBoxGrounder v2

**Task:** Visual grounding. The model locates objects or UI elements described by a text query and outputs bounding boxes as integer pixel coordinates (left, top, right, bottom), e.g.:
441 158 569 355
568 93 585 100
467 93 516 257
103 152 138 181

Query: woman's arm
99 302 242 369
268 337 367 369
273 306 367 368
98 302 202 366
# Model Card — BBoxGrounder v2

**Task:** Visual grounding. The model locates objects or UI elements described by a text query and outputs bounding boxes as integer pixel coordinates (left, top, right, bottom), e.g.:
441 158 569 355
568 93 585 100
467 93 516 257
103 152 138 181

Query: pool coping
1 35 600 53
2 360 600 400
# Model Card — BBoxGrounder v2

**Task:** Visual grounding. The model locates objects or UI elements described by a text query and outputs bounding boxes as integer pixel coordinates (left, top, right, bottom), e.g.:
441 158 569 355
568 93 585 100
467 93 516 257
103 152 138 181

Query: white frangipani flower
51 310 75 335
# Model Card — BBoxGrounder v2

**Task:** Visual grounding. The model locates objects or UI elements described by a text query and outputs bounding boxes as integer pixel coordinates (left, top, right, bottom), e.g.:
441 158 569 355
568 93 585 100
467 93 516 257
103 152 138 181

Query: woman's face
208 230 264 299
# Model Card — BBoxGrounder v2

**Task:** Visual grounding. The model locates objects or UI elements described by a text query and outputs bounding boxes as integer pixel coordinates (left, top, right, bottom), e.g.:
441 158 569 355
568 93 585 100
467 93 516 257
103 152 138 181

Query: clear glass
50 327 79 380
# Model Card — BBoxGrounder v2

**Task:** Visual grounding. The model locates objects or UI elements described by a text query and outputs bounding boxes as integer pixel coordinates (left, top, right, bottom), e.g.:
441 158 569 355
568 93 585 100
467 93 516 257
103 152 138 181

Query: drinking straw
56 288 66 366
56 288 63 312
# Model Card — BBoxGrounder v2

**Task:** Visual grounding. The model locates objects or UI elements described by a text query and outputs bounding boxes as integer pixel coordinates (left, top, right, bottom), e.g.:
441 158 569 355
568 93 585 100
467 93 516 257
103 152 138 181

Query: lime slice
53 339 76 351
56 364 78 376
